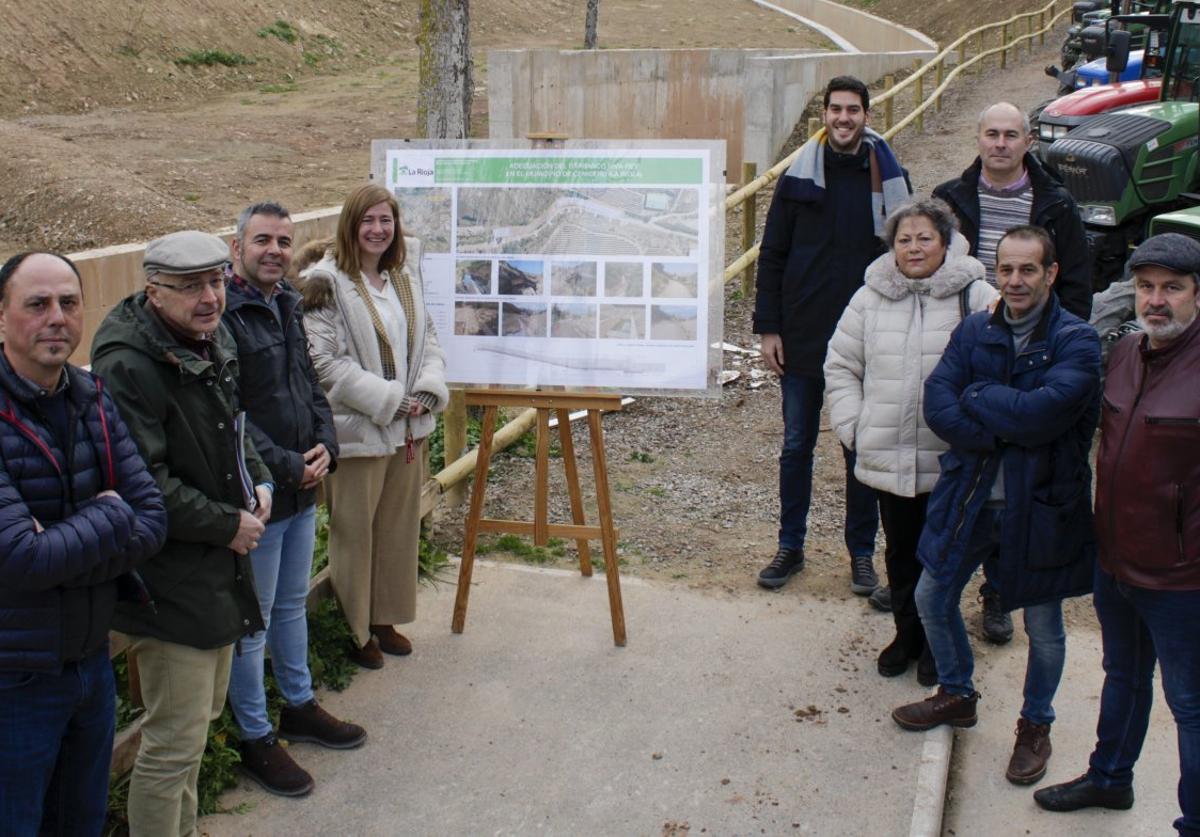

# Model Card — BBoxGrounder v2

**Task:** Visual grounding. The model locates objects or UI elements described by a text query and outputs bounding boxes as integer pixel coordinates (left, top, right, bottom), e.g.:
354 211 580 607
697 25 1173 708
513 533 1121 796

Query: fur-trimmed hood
865 231 984 301
297 252 339 312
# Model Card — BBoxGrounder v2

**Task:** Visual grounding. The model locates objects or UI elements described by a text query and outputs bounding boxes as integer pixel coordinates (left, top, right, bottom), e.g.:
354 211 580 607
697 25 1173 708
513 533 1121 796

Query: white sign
376 142 724 395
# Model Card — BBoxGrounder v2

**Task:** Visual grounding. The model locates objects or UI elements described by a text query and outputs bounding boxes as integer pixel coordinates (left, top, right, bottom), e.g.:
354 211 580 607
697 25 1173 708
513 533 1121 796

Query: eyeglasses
149 271 229 298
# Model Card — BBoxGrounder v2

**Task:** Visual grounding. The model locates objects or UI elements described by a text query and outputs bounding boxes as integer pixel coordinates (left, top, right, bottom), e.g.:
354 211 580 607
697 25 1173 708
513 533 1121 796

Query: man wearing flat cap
1036 233 1200 836
91 230 274 836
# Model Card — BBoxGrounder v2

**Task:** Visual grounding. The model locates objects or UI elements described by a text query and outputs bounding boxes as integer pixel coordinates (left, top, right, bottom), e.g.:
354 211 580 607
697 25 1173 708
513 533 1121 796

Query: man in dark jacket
90 231 273 837
752 75 912 597
891 227 1101 788
0 251 166 835
932 101 1094 644
223 202 365 798
1035 234 1200 836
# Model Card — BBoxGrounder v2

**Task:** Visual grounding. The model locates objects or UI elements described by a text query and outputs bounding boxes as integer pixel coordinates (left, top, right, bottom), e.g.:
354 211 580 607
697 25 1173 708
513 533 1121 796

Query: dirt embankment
0 0 1057 255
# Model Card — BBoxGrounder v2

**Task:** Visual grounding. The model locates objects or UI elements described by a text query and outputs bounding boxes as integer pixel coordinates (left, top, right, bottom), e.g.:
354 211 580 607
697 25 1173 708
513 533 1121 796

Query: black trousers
877 491 929 653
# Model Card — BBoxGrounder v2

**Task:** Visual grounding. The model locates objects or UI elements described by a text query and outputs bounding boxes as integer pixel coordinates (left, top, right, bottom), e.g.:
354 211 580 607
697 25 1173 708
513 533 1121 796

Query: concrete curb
909 725 955 837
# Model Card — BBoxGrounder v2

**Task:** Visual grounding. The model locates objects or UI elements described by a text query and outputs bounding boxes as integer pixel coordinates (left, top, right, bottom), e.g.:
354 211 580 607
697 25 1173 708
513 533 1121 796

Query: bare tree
584 0 600 49
418 0 472 139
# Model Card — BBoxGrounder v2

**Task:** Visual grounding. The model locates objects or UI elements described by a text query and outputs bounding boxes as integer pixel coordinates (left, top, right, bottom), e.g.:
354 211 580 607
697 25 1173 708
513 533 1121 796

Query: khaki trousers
325 441 425 647
126 637 232 837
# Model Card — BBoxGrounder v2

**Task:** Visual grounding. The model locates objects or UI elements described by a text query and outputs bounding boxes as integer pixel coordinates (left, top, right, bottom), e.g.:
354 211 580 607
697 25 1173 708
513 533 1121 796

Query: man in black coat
0 251 166 835
753 76 912 597
223 202 365 798
932 101 1093 645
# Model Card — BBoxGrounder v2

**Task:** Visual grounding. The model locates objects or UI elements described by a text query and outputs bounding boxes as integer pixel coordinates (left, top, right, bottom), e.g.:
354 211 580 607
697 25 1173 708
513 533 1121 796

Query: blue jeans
0 646 115 836
779 373 878 556
1088 565 1200 836
228 505 317 740
915 507 1067 724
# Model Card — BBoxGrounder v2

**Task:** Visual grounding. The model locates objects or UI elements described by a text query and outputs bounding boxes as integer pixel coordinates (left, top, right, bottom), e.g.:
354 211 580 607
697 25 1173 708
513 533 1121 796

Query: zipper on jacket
1146 416 1200 426
1106 362 1151 551
1178 483 1188 564
949 457 989 551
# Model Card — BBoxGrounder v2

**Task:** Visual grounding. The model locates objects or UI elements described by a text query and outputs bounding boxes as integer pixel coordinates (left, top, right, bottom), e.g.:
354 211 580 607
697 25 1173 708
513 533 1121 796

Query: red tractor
1033 6 1173 155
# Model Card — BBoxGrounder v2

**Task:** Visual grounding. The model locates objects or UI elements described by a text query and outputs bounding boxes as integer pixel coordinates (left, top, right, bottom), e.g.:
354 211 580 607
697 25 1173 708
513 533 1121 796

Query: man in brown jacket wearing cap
1035 233 1200 837
91 230 273 836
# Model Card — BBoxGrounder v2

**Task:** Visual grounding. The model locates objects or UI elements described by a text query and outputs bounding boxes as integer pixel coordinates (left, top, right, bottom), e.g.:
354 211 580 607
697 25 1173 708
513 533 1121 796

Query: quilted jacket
824 233 996 497
0 353 166 672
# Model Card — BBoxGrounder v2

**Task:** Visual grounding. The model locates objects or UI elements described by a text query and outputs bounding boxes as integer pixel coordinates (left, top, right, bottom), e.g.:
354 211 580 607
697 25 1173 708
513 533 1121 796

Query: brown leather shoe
371 624 413 656
239 734 314 797
1006 718 1052 785
892 687 980 731
348 636 384 669
280 699 367 750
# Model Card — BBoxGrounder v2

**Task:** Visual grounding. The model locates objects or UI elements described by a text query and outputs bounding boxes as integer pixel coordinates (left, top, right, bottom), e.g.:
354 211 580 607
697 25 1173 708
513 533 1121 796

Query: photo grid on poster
388 149 713 391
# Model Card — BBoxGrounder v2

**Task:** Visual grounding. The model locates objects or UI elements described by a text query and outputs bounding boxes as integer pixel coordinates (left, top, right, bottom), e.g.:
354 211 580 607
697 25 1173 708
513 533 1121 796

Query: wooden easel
451 389 627 646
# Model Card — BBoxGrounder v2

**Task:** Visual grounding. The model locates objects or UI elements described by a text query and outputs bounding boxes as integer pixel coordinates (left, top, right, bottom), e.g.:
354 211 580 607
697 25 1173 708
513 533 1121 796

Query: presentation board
370 139 725 396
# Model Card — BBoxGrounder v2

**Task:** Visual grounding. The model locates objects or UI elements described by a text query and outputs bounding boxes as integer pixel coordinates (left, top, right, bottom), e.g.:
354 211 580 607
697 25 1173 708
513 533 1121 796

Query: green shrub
175 49 254 67
257 19 298 43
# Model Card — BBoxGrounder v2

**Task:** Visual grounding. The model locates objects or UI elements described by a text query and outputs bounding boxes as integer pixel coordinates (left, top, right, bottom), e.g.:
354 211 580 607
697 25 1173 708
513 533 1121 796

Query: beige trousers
325 441 425 647
126 637 233 837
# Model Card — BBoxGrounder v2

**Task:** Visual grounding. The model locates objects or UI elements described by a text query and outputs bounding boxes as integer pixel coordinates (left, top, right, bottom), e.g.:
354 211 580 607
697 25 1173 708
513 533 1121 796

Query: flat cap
144 230 229 275
1128 233 1200 276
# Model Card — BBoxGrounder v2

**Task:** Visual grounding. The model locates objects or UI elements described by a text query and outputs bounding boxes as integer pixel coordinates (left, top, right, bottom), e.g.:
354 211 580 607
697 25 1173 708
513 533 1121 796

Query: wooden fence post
914 63 924 132
936 59 944 111
884 74 895 131
1027 15 1034 54
808 116 821 139
1001 23 1009 69
958 41 967 75
740 161 757 298
443 390 468 507
1039 11 1046 46
977 31 985 73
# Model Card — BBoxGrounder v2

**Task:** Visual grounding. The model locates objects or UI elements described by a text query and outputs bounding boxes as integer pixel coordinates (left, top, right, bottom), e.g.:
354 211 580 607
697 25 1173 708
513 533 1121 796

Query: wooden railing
723 0 1073 293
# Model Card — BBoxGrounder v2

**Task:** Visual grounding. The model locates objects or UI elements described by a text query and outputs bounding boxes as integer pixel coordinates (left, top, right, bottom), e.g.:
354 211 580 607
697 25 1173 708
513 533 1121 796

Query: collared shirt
364 272 408 380
231 274 283 326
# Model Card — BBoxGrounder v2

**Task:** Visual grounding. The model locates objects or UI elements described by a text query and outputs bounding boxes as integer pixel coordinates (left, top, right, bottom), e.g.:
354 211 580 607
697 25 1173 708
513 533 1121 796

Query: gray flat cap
1128 233 1200 276
144 230 229 275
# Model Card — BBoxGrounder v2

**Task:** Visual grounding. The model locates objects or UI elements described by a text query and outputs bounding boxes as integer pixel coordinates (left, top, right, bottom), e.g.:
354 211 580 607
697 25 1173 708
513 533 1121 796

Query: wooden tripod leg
534 408 550 546
555 408 593 576
452 405 498 634
587 409 626 647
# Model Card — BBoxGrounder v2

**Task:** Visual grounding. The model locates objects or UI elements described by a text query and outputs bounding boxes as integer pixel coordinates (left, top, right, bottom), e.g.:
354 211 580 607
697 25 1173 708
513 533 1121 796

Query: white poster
375 142 724 395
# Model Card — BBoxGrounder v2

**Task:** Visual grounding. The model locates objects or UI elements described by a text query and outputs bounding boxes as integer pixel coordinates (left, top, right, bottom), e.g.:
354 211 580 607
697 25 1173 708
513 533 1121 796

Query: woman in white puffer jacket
825 198 997 685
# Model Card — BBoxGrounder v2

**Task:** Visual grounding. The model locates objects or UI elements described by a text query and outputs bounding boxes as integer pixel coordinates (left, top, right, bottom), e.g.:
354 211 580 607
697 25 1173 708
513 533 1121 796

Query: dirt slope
0 0 1063 255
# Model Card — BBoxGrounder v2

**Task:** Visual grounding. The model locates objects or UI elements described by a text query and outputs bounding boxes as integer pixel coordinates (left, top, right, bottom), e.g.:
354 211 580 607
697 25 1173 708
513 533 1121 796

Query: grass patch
257 19 299 44
258 82 298 94
175 49 254 67
645 485 667 498
477 533 568 564
629 450 654 463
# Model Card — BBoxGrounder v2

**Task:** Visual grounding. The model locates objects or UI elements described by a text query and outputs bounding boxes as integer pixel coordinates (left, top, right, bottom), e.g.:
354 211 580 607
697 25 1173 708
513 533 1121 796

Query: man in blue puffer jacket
890 227 1101 786
0 251 167 836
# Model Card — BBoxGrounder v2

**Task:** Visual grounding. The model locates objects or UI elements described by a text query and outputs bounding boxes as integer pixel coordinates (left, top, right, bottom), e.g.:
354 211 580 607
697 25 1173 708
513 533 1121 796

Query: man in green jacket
91 230 273 837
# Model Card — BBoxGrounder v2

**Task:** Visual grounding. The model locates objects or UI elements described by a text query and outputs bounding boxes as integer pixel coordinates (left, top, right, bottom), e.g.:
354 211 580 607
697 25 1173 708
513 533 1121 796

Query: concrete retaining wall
487 1 936 174
69 206 340 360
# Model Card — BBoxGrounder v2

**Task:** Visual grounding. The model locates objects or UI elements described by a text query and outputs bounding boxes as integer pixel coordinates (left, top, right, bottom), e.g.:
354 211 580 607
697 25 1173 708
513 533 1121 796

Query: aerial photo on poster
379 143 723 392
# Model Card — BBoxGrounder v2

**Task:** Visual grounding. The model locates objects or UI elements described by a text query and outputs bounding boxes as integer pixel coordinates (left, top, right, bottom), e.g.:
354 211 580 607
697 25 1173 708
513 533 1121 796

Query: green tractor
1045 0 1200 288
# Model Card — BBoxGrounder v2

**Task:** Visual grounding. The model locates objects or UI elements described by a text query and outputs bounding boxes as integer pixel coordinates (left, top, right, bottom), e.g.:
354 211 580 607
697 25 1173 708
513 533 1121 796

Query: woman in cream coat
301 183 448 668
825 198 996 684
